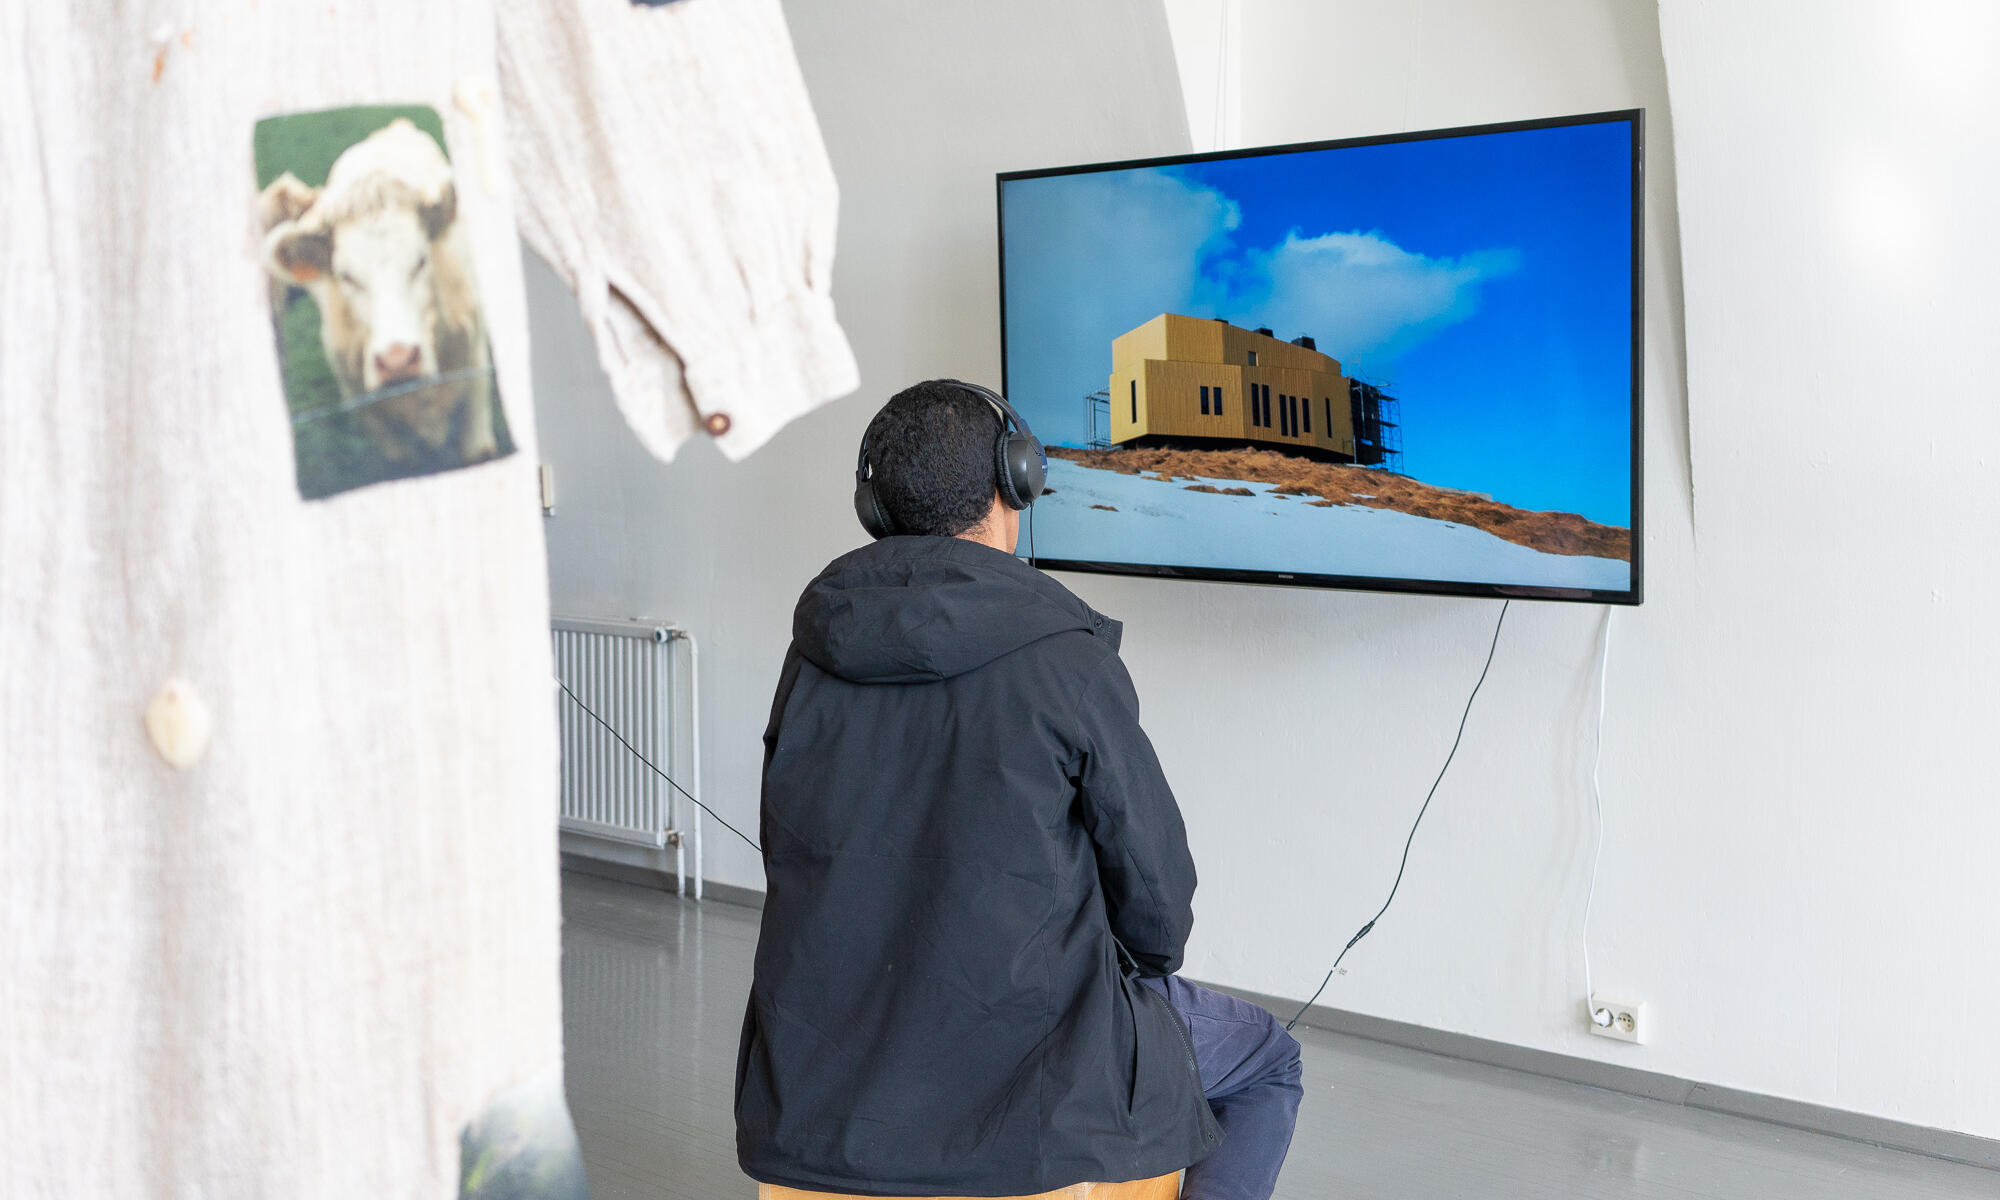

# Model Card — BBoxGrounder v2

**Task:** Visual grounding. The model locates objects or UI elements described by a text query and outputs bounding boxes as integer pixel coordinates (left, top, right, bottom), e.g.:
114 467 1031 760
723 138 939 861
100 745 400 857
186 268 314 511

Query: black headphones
854 379 1048 541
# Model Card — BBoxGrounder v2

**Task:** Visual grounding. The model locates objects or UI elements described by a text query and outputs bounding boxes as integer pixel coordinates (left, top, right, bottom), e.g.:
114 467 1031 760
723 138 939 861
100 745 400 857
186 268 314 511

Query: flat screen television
998 109 1643 604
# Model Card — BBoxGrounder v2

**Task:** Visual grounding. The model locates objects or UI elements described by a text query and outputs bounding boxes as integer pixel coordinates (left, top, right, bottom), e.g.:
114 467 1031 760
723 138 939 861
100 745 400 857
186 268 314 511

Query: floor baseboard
558 850 765 910
1208 982 2000 1173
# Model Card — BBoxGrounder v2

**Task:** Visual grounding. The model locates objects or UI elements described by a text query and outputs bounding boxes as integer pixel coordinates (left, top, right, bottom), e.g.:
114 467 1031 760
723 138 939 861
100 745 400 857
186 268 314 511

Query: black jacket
735 536 1219 1196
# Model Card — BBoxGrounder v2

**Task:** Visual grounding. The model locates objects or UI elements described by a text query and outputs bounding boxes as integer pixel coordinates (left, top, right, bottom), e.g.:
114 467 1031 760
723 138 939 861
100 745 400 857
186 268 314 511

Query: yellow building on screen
1109 313 1363 460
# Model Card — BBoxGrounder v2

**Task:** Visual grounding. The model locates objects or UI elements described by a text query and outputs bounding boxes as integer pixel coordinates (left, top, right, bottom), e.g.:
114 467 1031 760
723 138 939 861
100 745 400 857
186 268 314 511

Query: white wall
534 0 2000 1140
1162 0 1241 150
1644 0 2000 1135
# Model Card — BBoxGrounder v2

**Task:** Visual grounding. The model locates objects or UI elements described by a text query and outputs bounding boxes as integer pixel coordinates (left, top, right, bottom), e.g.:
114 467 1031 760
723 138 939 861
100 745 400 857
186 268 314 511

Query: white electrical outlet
1588 994 1647 1044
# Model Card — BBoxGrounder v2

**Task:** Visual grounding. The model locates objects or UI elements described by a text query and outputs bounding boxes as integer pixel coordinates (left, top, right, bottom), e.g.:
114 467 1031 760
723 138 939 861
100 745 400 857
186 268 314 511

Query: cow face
265 181 458 398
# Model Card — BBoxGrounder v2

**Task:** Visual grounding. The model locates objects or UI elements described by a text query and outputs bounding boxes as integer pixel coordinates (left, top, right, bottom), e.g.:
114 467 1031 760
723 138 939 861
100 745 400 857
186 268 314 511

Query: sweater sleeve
1073 654 1198 977
496 0 858 463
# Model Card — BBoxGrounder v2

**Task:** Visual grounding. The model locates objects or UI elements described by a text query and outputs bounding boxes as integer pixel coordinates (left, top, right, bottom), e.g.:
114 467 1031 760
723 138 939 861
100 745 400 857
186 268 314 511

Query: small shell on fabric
143 679 214 770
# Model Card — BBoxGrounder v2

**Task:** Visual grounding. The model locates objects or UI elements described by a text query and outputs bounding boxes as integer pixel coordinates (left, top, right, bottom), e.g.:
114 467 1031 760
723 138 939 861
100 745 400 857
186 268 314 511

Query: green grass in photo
254 105 514 500
254 104 448 189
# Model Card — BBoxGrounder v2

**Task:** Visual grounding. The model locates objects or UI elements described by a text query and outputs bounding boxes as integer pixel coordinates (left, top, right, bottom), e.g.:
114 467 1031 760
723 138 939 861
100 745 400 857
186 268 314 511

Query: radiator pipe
667 626 704 902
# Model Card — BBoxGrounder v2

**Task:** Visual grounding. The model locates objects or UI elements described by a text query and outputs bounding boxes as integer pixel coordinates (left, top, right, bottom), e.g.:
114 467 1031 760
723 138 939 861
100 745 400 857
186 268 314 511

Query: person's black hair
863 380 1005 538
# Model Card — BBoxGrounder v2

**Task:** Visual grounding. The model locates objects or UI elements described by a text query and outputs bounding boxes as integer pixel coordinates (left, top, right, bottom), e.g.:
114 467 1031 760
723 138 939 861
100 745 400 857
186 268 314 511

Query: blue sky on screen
1001 119 1634 527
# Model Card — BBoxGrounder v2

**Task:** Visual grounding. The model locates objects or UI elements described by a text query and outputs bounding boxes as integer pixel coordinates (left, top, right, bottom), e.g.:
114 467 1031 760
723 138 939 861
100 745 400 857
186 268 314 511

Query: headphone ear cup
854 481 895 540
994 433 1024 510
997 432 1046 510
1019 435 1047 503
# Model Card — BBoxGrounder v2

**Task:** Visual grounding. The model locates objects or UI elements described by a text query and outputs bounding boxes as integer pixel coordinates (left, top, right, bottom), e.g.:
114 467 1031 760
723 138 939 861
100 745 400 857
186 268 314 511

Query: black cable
556 679 762 854
1284 599 1511 1032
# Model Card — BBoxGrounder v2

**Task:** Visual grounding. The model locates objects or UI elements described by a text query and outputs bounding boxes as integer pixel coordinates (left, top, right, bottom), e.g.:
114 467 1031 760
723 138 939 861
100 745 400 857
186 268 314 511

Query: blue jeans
1140 976 1304 1200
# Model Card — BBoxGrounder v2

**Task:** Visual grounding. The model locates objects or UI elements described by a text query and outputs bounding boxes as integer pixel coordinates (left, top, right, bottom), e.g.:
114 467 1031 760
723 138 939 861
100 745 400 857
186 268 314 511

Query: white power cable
1581 607 1613 1024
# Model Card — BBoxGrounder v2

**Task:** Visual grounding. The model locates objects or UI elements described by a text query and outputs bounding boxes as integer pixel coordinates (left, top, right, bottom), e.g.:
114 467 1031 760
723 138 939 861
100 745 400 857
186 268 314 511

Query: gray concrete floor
561 871 2000 1199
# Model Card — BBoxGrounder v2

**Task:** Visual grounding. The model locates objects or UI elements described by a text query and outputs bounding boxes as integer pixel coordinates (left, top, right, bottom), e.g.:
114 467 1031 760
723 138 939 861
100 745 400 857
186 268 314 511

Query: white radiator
551 616 703 898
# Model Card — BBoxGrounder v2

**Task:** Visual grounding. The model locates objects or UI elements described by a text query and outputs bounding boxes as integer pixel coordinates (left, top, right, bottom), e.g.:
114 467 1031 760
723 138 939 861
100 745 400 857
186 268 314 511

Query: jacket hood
793 537 1119 683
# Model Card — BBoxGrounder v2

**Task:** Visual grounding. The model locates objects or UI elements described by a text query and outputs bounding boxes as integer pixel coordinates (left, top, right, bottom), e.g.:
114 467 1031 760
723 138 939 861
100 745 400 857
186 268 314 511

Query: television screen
999 110 1643 604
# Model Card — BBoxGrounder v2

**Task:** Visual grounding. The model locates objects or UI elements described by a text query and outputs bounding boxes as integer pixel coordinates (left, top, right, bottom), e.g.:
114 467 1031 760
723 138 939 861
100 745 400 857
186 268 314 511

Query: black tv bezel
996 108 1645 606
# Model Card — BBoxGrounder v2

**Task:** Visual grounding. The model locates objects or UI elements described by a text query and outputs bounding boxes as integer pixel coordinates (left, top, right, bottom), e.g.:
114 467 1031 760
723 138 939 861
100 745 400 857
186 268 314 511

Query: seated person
735 380 1304 1200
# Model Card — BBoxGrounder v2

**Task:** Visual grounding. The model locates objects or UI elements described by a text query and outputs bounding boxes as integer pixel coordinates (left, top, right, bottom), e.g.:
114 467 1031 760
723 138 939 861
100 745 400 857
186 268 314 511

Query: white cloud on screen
1003 168 1518 443
1236 232 1523 373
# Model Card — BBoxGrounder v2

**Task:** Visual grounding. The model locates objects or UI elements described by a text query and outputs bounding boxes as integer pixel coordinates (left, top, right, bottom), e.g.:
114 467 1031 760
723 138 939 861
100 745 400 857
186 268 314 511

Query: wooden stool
758 1173 1180 1200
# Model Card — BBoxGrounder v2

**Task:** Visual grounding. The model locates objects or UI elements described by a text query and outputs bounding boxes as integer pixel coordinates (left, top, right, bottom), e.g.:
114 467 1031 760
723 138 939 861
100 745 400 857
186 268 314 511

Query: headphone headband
938 379 1037 443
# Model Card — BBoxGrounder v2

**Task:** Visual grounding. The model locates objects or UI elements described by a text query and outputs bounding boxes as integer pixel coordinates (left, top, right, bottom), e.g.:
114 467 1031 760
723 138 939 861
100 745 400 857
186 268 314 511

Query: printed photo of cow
253 106 513 499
